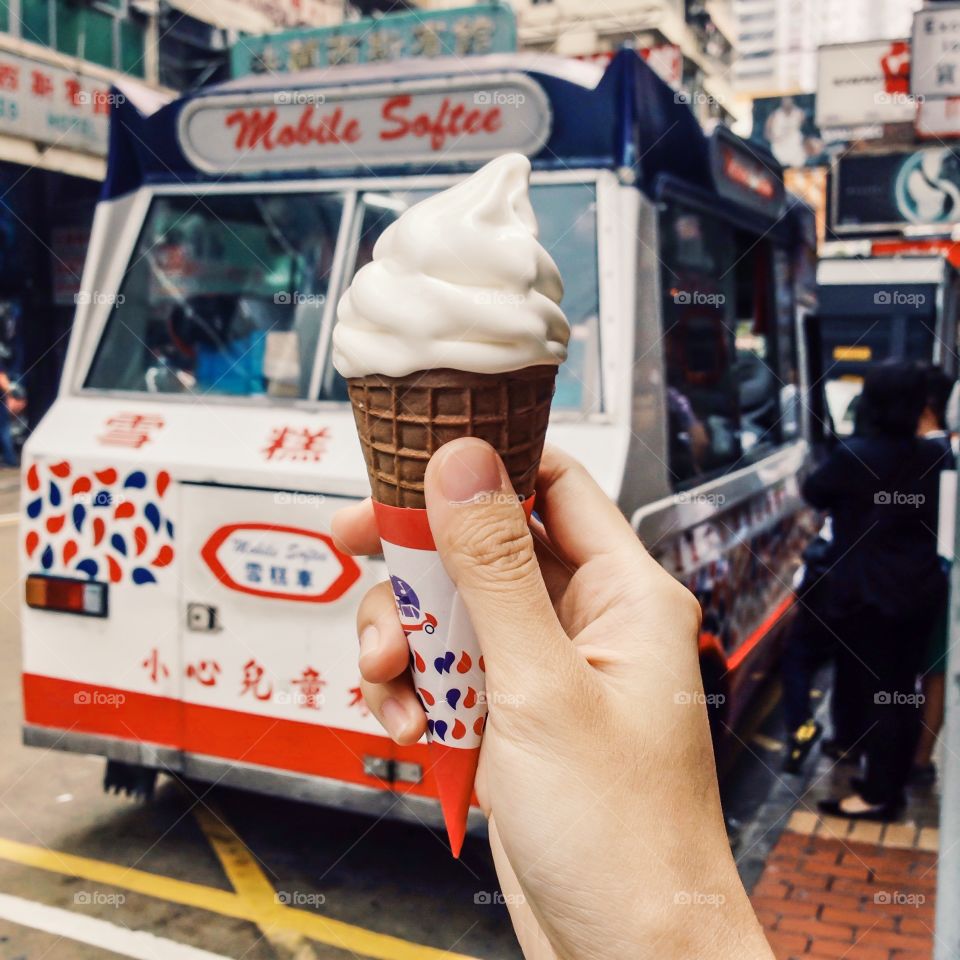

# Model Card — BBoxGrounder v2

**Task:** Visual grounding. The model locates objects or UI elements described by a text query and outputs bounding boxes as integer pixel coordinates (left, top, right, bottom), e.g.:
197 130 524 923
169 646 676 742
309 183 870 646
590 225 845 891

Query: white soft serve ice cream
332 153 569 379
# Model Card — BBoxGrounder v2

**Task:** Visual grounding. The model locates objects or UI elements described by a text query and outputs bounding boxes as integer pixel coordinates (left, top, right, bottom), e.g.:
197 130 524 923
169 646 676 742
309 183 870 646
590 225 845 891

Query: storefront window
85 192 345 398
820 311 937 436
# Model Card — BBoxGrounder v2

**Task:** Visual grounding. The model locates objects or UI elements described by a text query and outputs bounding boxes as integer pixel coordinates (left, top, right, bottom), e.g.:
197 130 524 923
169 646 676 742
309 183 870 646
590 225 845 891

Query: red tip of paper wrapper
431 743 480 858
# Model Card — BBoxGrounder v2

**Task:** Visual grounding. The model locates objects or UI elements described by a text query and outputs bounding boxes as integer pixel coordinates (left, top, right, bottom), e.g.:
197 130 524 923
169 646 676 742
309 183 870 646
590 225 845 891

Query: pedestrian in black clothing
781 393 877 772
809 362 952 820
910 364 956 785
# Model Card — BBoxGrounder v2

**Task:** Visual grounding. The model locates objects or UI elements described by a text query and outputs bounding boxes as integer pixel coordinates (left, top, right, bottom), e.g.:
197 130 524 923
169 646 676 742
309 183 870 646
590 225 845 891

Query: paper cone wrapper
350 367 555 855
373 499 536 857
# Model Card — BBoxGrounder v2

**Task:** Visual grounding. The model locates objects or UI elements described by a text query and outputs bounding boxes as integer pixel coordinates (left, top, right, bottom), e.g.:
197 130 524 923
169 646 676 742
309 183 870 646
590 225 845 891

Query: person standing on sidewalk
911 364 957 785
806 362 952 821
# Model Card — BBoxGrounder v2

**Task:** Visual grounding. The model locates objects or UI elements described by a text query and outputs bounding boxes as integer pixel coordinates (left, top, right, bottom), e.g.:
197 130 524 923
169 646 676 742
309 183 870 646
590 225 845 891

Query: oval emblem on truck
200 523 361 603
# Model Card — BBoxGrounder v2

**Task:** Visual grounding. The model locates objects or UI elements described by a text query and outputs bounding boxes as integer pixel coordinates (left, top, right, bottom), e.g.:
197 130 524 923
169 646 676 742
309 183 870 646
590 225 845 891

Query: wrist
557 844 772 960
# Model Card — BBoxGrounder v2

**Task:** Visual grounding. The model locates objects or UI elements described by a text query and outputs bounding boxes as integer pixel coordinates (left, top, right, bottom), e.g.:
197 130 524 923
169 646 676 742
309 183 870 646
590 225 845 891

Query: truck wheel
103 760 158 801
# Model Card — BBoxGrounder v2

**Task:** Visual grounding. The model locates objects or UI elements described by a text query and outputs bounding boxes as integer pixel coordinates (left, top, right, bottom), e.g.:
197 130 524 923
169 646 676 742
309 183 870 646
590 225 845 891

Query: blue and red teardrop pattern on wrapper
389 575 489 745
22 460 175 586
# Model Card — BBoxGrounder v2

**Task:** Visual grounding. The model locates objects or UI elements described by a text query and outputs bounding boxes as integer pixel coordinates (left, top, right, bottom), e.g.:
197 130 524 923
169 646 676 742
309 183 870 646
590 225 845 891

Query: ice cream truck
21 49 817 824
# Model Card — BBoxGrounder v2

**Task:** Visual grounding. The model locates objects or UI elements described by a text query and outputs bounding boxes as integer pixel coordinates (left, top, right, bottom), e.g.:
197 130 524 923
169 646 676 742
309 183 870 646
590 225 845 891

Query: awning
163 0 276 34
0 133 105 181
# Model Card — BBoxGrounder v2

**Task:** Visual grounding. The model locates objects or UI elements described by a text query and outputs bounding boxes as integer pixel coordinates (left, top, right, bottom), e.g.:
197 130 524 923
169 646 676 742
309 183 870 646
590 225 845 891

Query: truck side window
661 206 740 487
660 203 792 490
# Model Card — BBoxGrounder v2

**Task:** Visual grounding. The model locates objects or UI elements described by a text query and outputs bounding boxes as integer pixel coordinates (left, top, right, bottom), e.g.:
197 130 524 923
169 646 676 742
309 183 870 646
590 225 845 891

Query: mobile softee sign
177 75 552 173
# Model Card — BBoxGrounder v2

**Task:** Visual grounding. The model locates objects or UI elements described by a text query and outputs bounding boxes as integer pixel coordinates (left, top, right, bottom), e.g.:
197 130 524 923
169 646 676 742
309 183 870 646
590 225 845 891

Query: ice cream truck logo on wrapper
390 576 438 635
201 523 361 603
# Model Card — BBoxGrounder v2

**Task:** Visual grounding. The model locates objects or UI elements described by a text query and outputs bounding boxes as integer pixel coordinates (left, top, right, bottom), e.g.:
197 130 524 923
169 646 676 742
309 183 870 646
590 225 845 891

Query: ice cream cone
332 153 569 856
346 366 557 509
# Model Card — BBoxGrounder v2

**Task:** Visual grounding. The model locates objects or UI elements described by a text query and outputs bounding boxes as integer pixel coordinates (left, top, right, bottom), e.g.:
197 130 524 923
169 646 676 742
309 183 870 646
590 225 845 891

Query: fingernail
439 440 502 503
381 697 409 740
359 623 380 660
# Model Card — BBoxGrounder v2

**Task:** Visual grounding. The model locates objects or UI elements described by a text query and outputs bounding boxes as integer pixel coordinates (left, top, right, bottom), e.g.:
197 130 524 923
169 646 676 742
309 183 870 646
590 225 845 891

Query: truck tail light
25 575 108 617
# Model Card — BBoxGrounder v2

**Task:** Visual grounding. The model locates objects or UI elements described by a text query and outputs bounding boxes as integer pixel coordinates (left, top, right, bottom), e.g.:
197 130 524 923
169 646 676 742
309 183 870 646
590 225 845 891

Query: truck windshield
84 180 600 411
320 181 601 413
84 192 345 398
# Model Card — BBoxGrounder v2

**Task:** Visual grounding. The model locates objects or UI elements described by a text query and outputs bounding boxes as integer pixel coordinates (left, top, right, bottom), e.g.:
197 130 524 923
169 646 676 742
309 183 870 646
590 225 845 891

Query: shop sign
0 52 111 155
231 3 516 77
816 40 915 128
912 6 960 99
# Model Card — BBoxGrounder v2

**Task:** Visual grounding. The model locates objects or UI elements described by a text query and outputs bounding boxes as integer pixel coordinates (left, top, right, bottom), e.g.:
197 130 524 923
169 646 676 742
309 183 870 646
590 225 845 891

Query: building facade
0 0 310 431
414 0 740 124
733 0 922 94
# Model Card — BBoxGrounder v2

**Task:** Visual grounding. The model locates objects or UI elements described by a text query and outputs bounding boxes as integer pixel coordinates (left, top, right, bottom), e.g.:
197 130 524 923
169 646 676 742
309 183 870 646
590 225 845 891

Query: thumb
423 438 576 692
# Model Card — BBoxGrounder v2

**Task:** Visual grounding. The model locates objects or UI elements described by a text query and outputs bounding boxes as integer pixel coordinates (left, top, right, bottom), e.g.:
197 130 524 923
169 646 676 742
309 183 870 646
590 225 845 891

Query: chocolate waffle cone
347 366 557 508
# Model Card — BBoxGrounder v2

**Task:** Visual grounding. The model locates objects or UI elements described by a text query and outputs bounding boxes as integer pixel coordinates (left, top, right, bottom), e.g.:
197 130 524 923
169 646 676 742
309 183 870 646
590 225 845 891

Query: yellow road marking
0 836 480 960
751 733 784 753
193 803 316 959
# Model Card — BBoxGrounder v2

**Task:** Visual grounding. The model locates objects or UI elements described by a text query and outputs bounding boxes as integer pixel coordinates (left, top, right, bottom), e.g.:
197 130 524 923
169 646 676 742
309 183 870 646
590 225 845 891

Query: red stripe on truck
22 673 437 799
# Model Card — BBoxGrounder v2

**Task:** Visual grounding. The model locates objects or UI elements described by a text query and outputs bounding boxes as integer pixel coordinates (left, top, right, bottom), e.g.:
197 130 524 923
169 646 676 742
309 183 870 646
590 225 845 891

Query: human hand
332 439 772 960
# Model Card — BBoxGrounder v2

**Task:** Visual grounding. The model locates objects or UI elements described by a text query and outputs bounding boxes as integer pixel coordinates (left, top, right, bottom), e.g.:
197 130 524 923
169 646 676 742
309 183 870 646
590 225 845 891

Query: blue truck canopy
105 49 788 231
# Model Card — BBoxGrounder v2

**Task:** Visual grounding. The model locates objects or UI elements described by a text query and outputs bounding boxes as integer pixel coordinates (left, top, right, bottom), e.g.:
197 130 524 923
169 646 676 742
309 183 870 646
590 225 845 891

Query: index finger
331 497 381 556
535 445 646 567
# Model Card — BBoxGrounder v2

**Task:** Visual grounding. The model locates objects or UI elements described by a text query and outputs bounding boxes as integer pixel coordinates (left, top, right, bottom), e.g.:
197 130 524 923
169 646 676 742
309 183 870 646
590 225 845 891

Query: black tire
103 760 158 801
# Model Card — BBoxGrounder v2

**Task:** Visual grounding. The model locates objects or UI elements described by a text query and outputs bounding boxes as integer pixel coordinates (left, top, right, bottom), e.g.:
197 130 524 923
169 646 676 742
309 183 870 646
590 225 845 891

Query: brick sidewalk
753 816 938 960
